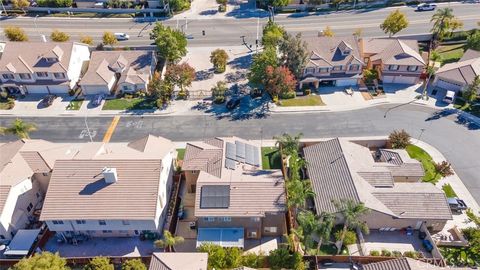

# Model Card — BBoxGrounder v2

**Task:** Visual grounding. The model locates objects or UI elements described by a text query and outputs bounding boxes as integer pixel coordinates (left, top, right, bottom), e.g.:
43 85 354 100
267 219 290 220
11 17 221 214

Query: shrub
198 243 226 270
381 249 392 257
370 250 380 256
50 30 70 42
122 259 146 270
210 49 229 73
280 91 296 100
4 26 28 41
0 91 8 100
242 252 263 268
225 247 242 268
403 251 418 259
268 248 291 270
434 161 454 177
211 81 228 104
304 89 311 95
177 91 188 100
392 250 402 257
334 230 357 246
388 129 411 149
84 256 114 270
363 69 378 84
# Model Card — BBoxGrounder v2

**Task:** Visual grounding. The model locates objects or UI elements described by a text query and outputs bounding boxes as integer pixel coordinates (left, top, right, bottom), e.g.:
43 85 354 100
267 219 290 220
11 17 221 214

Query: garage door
25 85 48 94
48 85 69 94
435 79 463 92
335 79 358 87
81 85 109 96
383 76 417 84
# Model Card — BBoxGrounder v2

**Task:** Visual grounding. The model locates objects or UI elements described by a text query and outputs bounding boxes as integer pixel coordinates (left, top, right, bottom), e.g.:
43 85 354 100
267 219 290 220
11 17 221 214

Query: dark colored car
41 94 56 107
226 98 241 110
448 197 468 212
422 239 433 252
92 94 104 107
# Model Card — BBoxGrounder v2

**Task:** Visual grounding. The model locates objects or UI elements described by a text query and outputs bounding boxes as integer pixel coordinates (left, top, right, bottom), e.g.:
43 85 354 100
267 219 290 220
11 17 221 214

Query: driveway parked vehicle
443 90 455 104
114 33 130 41
448 197 468 212
41 94 56 107
416 3 437 11
92 94 104 107
226 98 241 110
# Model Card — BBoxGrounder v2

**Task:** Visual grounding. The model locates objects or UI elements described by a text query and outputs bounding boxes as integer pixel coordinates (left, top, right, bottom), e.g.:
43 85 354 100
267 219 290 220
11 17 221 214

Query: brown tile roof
357 171 394 187
0 140 24 172
363 38 425 66
183 142 223 178
303 36 364 68
460 49 480 61
0 185 12 215
363 257 468 270
436 50 480 86
19 151 51 173
149 252 208 270
0 42 77 73
40 159 162 220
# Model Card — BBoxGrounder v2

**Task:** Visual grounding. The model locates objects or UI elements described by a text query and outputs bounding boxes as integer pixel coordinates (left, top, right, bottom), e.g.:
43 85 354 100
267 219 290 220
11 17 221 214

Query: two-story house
299 36 365 89
40 135 176 239
0 42 90 95
361 38 426 84
182 137 287 249
79 50 156 96
433 49 480 94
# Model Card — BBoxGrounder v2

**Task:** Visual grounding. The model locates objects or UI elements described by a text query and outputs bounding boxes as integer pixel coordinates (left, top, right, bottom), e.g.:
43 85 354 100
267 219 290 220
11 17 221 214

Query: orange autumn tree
263 66 297 101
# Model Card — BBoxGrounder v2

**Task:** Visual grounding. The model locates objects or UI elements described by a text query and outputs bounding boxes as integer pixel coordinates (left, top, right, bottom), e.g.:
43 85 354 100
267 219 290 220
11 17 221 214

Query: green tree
164 63 196 98
286 179 315 214
225 247 242 268
12 252 69 270
279 33 309 78
316 212 336 253
263 65 297 99
388 129 411 149
210 49 229 73
467 31 480 51
333 199 370 254
211 81 228 104
150 23 187 63
12 0 29 14
462 75 480 105
334 229 357 246
323 26 335 37
80 35 94 45
431 8 463 46
122 259 146 270
4 26 29 41
198 243 226 270
84 257 114 270
0 118 37 139
296 210 318 249
169 0 190 12
50 30 70 42
149 72 174 107
380 9 409 37
248 46 278 86
102 31 117 47
154 230 184 252
262 20 285 48
274 132 302 157
268 248 291 270
241 252 263 268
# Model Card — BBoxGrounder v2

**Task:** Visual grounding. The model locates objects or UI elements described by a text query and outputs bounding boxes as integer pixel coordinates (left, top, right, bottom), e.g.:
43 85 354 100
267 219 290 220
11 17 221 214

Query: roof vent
102 167 118 183
389 156 396 161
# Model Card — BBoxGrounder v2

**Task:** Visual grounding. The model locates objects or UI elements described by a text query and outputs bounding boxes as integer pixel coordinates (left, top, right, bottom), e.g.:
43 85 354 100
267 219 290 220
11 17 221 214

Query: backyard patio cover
4 229 41 256
196 228 244 248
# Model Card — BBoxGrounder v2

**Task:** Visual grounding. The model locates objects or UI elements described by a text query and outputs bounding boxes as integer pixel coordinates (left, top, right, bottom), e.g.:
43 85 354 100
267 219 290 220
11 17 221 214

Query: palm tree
0 118 37 139
274 132 303 157
316 212 336 254
296 210 318 250
333 199 370 254
283 232 299 253
430 8 463 47
287 179 315 210
154 230 184 252
288 153 307 181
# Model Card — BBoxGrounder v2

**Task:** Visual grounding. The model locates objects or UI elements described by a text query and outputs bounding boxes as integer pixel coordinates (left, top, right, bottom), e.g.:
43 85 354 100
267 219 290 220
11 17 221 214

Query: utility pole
255 17 260 53
0 0 8 17
184 17 188 32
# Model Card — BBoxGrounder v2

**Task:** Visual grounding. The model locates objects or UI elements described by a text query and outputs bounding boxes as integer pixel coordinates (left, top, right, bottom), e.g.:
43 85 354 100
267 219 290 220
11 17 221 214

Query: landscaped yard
436 44 465 66
454 98 480 117
0 98 14 110
261 147 282 169
278 95 325 107
176 148 186 161
102 98 157 111
442 184 457 198
66 99 84 110
405 144 441 183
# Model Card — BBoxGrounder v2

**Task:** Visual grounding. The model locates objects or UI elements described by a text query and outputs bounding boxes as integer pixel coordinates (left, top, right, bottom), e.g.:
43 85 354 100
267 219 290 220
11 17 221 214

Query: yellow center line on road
103 116 121 143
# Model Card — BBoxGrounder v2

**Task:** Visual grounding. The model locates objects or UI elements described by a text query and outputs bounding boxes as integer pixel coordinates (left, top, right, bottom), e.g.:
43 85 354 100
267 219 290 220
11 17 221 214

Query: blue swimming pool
196 227 244 248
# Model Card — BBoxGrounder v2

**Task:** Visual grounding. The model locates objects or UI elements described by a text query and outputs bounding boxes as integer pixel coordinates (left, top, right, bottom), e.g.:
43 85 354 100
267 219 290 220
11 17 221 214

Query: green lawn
177 148 186 161
279 95 325 107
436 44 465 66
102 98 157 111
66 99 83 110
261 147 282 169
442 184 457 198
405 144 441 183
454 98 480 117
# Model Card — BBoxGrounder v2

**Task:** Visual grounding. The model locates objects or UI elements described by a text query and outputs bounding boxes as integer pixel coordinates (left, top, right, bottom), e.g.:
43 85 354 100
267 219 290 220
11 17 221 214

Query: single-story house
149 252 208 270
433 49 480 93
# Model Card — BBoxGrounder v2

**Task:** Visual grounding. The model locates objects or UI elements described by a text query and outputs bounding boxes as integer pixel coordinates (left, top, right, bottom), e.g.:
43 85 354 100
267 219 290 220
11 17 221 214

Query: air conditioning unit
102 167 118 183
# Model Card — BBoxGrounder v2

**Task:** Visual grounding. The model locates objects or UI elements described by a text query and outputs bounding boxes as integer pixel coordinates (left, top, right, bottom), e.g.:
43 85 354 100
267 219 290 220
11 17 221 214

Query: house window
333 66 343 71
36 72 48 78
46 57 57 62
26 203 33 212
122 85 130 91
76 220 86 225
2 74 14 80
349 64 359 71
389 65 399 71
54 72 66 79
264 227 277 233
247 231 257 238
98 220 107 225
251 217 260 222
122 220 130 225
364 57 369 63
19 73 31 80
203 217 215 222
319 67 329 73
52 220 64 225
407 66 418 72
305 67 315 74
222 217 231 222
102 230 112 233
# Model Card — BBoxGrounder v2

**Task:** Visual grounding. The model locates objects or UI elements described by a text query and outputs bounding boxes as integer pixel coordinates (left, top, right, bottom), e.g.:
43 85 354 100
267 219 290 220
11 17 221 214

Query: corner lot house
79 50 156 95
0 42 90 94
362 38 425 84
300 36 364 88
433 49 480 93
362 257 469 270
40 135 175 238
303 138 452 231
149 252 208 270
182 137 287 248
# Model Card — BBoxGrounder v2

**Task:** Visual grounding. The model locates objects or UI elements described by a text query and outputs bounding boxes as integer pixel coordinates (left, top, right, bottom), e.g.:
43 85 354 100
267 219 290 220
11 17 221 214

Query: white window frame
76 220 86 225
98 220 107 226
264 227 277 233
19 73 31 80
333 65 343 71
319 67 329 73
36 72 48 78
305 67 315 74
203 217 215 222
54 72 66 79
389 65 399 71
52 220 64 225
251 217 261 222
349 64 359 71
407 65 418 72
2 74 14 80
222 217 231 222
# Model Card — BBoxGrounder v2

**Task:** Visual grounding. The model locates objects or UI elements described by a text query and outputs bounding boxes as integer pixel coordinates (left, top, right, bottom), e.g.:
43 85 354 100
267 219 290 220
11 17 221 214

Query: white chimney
102 167 118 183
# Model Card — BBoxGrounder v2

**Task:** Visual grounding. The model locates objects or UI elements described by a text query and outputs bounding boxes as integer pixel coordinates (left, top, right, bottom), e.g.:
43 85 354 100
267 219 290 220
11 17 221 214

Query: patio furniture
189 221 196 230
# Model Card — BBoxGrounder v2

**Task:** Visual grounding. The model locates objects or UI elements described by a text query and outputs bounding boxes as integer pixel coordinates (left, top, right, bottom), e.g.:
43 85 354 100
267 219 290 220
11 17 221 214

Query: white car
443 90 455 104
114 33 130 41
416 3 437 11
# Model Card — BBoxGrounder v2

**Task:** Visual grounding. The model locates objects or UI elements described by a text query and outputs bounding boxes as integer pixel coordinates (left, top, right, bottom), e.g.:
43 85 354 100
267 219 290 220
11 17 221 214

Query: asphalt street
1 3 479 46
0 104 479 204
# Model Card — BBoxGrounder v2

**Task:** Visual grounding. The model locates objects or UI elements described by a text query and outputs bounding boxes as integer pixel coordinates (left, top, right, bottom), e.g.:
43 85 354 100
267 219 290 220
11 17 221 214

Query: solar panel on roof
225 158 236 170
200 185 230 209
245 144 260 166
252 146 260 166
225 142 236 160
236 141 246 160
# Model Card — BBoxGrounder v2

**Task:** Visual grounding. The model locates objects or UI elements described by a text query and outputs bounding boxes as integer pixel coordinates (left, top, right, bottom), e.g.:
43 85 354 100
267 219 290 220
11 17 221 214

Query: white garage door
383 76 417 84
26 85 48 94
48 85 69 94
435 79 463 92
81 85 109 96
335 79 357 87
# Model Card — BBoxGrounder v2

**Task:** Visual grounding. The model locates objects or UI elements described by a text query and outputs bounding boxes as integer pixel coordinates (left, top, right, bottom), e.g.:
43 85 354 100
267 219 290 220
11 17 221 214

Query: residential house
40 135 175 238
433 49 480 93
0 42 90 95
362 257 469 270
362 38 425 84
79 50 156 95
149 252 208 270
182 137 287 248
303 138 452 232
0 139 75 240
300 36 365 89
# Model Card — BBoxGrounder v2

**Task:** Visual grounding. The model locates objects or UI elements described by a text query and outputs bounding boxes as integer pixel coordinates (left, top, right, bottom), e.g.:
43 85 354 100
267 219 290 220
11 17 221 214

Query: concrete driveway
9 94 74 115
317 86 367 107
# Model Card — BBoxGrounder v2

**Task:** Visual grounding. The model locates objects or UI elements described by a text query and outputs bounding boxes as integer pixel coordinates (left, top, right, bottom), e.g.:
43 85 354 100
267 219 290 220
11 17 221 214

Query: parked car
92 94 104 107
443 90 455 104
448 197 468 212
226 98 241 110
114 33 130 41
422 239 434 252
320 259 334 266
417 3 437 11
41 94 56 107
